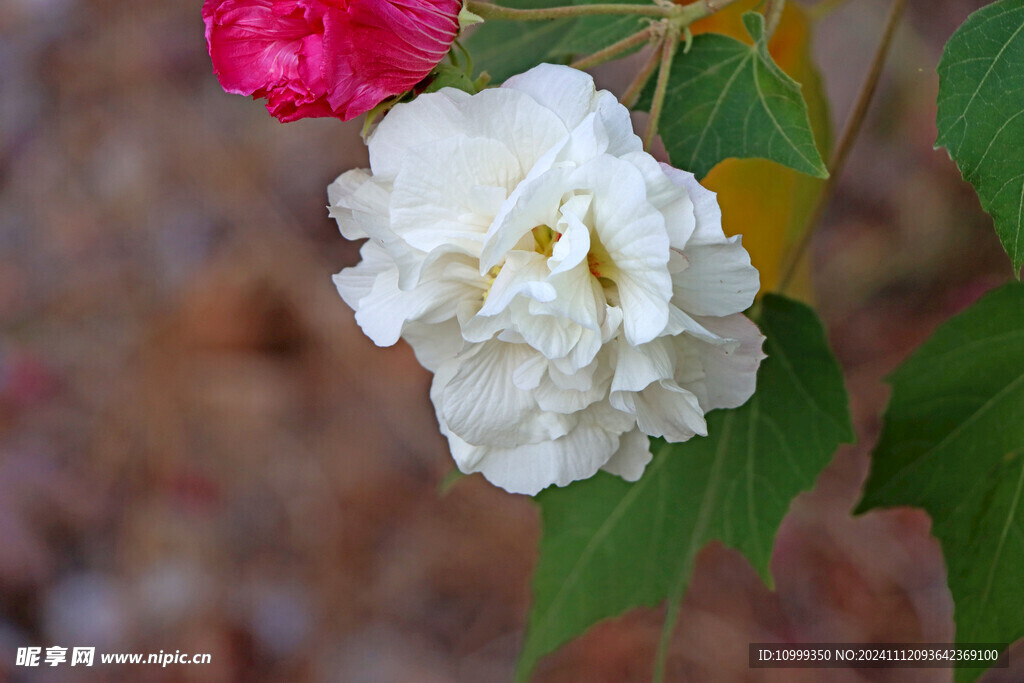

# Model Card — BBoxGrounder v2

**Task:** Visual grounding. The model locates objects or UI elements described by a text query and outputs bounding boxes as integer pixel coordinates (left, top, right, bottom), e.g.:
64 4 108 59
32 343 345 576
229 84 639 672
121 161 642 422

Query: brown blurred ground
0 0 1019 681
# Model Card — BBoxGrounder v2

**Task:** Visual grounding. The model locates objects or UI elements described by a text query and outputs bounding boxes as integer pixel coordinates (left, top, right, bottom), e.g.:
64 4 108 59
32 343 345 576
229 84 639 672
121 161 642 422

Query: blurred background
0 0 1019 680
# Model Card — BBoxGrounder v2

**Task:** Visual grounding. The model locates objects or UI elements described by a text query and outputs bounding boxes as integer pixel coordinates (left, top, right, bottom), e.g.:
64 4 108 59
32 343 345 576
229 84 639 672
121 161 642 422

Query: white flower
331 64 765 495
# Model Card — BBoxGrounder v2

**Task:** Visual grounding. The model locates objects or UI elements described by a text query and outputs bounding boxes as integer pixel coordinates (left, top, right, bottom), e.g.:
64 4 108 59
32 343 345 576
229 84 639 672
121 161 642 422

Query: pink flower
202 0 462 122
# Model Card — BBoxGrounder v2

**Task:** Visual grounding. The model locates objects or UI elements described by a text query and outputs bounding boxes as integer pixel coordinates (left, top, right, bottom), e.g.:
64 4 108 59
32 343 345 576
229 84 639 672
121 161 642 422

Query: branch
810 0 853 21
571 26 653 70
468 0 747 24
775 0 907 295
466 1 674 21
764 0 785 39
643 25 679 151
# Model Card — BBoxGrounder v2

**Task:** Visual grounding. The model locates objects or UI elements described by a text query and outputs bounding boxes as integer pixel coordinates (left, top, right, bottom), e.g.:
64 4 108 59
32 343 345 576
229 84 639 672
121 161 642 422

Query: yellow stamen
481 265 502 301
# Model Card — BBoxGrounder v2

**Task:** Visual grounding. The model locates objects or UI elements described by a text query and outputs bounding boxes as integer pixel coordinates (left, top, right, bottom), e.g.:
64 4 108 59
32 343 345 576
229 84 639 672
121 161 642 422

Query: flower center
480 265 503 301
532 225 560 257
587 229 613 279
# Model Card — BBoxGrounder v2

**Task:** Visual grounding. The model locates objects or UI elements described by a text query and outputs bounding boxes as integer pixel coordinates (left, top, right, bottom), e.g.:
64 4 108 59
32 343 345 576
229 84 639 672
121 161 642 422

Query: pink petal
321 0 461 119
203 0 312 96
203 0 460 122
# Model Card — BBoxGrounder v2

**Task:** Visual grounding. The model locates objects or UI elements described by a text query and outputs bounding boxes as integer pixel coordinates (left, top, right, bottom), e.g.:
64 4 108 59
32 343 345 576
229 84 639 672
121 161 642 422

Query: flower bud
203 0 462 122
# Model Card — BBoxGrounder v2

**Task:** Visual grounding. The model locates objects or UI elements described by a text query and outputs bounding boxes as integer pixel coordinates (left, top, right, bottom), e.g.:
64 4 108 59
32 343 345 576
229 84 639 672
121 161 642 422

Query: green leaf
518 295 852 680
936 0 1024 275
555 0 647 56
638 13 828 179
464 0 574 83
424 63 477 95
858 282 1024 682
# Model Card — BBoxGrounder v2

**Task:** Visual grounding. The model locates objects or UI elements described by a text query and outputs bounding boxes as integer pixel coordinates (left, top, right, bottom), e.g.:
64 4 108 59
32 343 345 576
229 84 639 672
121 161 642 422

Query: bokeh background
1 0 1020 680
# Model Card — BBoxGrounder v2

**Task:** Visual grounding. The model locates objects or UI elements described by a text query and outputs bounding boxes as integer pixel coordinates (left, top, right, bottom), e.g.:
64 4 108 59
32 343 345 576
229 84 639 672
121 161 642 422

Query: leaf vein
971 455 1024 641
948 17 1024 132
871 368 1024 501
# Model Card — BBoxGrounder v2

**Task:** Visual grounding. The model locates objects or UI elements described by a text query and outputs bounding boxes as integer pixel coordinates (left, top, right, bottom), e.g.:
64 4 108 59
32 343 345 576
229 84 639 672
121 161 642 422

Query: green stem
620 45 662 109
687 0 748 22
571 26 653 70
467 0 747 24
776 0 907 295
452 39 475 77
667 0 746 26
643 25 679 152
466 0 674 21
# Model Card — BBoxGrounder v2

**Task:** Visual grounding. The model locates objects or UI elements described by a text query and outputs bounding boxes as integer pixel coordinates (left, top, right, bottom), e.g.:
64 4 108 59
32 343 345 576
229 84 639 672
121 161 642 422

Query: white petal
600 428 653 481
528 263 602 331
332 240 392 313
600 304 623 342
498 328 526 344
351 182 397 242
402 319 465 372
368 91 468 178
674 237 760 316
480 166 572 271
535 357 611 413
453 415 619 495
548 195 592 275
659 164 725 246
328 176 441 294
614 270 673 346
513 353 547 391
680 313 766 411
668 249 687 274
570 157 672 344
438 341 571 446
518 312 584 360
446 432 489 473
391 136 520 254
328 168 368 209
593 91 643 157
460 87 569 172
664 304 740 349
502 64 597 133
347 274 407 346
552 112 609 165
478 251 556 317
548 355 598 391
535 376 603 414
610 337 675 394
388 238 433 292
459 299 511 343
443 259 490 289
327 169 373 240
565 324 604 370
350 253 479 347
620 151 696 249
552 340 612 391
468 184 509 219
570 156 659 245
634 381 708 442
